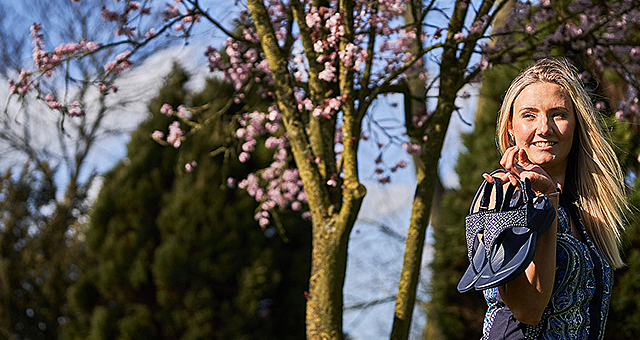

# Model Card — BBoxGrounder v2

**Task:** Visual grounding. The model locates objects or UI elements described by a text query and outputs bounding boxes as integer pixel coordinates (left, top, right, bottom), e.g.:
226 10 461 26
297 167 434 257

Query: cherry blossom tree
8 0 640 339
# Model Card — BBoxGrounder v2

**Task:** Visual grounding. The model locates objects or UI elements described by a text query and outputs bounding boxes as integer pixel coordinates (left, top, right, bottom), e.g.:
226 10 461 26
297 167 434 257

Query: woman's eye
552 112 567 119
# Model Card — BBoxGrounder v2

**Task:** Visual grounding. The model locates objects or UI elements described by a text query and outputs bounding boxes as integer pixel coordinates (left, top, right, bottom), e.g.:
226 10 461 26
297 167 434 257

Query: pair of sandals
457 169 557 293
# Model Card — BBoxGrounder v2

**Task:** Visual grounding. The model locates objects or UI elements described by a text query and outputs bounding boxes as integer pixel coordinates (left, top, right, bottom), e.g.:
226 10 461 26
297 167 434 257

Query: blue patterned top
482 204 613 340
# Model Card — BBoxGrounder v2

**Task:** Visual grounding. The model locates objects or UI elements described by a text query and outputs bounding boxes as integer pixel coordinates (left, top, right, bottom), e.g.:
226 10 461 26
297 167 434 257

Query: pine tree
0 161 90 340
66 65 310 339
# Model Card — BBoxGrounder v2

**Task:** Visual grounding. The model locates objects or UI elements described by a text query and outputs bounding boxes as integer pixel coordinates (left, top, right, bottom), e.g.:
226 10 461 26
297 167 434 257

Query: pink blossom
453 32 466 40
83 41 101 50
227 178 237 188
239 152 250 163
242 140 256 152
319 62 336 82
185 161 197 172
104 51 132 73
183 12 201 24
282 169 299 182
45 94 62 110
152 130 164 140
145 28 156 38
300 98 314 111
402 142 421 155
265 122 280 133
265 136 281 149
166 121 183 148
525 24 536 34
160 104 173 115
174 23 184 31
177 105 188 117
306 9 321 29
68 107 84 117
259 218 270 227
53 42 81 55
114 27 135 37
30 23 42 37
297 191 307 202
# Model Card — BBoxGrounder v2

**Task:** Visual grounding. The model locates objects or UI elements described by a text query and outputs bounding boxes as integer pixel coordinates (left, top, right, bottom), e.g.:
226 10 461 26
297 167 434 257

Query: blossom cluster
205 36 271 95
153 118 184 149
233 106 310 225
11 0 161 103
30 23 102 78
8 70 34 95
43 94 85 117
103 51 132 74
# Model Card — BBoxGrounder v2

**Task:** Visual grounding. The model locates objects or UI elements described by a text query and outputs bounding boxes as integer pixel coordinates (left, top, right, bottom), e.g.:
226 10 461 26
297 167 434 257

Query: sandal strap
464 171 505 262
481 209 528 257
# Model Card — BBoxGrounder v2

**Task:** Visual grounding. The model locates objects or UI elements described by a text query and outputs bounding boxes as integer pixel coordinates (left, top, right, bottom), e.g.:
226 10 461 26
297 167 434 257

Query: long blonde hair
496 58 628 268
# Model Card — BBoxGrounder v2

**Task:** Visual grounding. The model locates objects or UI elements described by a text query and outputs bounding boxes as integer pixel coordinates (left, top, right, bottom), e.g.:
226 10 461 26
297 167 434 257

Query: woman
481 58 629 339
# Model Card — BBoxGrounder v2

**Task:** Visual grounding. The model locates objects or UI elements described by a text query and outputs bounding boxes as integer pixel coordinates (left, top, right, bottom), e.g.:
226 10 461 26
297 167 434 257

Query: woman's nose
536 116 552 135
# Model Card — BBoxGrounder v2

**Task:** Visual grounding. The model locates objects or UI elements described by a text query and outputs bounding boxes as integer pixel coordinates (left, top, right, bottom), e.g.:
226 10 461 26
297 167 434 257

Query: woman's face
508 82 576 175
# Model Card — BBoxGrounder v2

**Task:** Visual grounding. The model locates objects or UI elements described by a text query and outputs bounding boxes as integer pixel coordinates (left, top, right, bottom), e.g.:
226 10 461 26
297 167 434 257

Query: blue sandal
457 170 506 293
473 178 556 290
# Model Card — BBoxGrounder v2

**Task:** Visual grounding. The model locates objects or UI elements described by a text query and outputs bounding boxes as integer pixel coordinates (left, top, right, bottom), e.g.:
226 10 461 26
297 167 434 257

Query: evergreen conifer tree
66 64 310 339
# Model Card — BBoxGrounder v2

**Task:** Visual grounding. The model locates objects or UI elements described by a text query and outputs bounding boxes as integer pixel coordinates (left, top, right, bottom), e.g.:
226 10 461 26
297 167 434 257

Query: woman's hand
483 146 558 195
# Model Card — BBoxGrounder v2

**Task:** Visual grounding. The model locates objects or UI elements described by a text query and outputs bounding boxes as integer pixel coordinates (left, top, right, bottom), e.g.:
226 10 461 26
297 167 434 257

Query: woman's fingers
482 173 494 184
500 146 518 172
518 149 534 168
520 171 555 195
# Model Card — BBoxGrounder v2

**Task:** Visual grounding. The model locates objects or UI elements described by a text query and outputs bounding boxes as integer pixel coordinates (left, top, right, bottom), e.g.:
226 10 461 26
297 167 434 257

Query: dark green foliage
426 64 520 339
604 118 640 339
607 178 640 339
0 163 87 340
66 65 310 340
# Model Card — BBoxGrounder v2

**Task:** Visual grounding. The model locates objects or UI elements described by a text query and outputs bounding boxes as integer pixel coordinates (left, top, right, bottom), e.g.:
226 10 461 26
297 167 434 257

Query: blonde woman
480 59 628 339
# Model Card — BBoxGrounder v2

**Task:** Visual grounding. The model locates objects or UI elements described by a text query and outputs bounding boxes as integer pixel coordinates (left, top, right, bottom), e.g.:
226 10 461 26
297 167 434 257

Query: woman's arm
498 194 558 325
486 146 561 325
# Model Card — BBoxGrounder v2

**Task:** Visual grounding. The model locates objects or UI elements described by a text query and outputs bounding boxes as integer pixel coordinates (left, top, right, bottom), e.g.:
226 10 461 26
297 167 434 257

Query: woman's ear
507 122 514 145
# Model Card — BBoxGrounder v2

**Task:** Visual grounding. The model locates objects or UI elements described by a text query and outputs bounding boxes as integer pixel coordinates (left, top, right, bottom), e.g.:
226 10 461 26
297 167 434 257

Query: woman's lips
531 141 557 150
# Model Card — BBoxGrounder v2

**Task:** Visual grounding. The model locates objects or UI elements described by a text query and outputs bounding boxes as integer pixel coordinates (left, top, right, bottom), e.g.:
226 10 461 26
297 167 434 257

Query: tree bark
246 1 366 339
391 0 502 338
